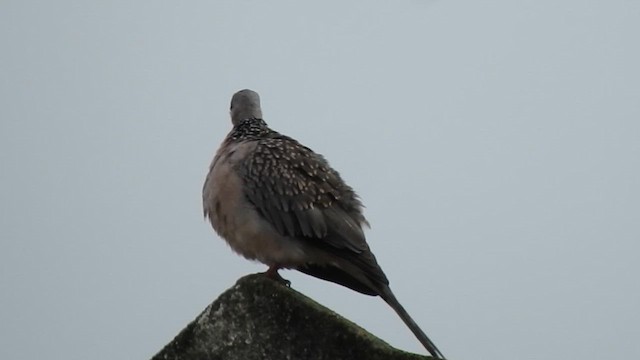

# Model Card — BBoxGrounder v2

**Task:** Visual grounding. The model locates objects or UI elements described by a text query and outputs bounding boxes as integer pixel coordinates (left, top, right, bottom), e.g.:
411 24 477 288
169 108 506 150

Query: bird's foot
264 266 291 287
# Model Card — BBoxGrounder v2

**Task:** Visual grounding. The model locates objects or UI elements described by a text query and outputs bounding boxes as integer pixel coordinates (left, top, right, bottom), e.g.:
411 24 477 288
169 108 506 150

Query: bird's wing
238 135 368 253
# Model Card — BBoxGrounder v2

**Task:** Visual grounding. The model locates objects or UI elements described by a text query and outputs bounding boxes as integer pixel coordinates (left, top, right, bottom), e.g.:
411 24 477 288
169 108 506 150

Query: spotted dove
203 89 445 359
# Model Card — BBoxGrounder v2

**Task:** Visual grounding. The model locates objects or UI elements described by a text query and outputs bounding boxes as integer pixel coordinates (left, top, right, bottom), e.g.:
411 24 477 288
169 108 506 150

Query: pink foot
264 266 291 287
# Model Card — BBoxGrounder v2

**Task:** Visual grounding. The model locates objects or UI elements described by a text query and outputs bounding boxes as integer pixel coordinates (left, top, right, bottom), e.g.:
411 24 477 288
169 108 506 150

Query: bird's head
230 89 263 126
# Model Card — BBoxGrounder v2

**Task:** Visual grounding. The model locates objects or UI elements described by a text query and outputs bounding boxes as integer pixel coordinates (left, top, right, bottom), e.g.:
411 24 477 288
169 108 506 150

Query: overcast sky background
1 1 639 359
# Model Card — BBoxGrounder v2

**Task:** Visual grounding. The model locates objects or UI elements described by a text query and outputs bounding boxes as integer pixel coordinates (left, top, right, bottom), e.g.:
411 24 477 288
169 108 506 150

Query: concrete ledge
152 273 428 360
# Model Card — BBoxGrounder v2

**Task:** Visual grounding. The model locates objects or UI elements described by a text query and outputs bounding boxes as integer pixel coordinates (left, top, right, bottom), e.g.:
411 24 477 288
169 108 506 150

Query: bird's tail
379 285 446 359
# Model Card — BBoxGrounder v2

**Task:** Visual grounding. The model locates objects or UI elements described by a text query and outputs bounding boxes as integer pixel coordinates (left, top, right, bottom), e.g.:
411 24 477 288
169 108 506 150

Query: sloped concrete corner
152 274 428 360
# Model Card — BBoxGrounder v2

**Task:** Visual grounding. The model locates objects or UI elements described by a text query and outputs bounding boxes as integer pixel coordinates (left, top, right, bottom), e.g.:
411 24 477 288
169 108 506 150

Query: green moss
152 274 429 360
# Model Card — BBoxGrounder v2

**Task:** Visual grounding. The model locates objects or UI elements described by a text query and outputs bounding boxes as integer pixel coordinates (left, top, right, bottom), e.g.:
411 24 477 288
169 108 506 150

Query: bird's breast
203 140 307 266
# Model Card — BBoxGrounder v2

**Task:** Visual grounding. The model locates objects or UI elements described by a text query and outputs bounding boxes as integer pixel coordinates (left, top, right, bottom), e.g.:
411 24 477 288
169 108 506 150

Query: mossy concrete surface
152 273 429 360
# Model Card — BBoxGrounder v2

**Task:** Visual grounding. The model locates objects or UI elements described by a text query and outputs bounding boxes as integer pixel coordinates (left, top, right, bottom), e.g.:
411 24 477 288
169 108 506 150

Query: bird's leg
264 265 291 287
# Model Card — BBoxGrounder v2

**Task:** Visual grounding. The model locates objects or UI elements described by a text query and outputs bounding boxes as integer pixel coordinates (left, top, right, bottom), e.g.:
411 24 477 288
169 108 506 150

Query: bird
203 89 445 359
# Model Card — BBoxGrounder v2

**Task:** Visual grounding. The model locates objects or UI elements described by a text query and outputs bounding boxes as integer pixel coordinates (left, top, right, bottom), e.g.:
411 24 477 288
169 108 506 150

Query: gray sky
1 1 639 359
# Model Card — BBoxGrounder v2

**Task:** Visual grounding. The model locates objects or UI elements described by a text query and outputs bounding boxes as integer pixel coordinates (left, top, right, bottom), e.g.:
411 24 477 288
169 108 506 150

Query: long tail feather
379 286 446 359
